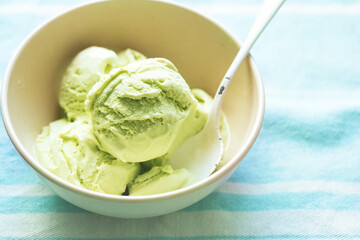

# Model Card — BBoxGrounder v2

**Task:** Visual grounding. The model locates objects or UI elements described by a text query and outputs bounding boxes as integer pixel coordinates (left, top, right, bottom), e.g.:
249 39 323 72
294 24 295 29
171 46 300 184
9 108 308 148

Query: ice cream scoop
36 117 140 195
59 47 147 120
86 58 207 163
59 47 121 120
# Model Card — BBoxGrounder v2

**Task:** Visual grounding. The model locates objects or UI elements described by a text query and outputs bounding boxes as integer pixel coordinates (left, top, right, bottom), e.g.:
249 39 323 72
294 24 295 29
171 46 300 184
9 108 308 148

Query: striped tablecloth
1 0 360 239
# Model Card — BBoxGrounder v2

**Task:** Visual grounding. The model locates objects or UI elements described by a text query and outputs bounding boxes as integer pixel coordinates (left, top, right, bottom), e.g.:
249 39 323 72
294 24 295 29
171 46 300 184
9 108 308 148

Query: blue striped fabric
1 0 360 239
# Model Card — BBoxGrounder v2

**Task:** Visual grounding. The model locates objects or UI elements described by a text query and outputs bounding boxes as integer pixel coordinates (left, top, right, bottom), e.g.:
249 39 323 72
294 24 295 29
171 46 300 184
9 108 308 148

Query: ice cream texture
59 47 146 120
36 46 228 196
129 165 191 196
36 117 140 194
86 58 207 163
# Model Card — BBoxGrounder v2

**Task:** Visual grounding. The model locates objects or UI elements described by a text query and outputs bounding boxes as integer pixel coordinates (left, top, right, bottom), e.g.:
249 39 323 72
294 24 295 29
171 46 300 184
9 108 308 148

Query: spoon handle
212 0 285 119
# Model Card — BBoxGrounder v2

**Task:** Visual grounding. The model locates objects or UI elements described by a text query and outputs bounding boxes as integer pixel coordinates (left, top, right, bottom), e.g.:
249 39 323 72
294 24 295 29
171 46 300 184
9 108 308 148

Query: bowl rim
0 0 265 203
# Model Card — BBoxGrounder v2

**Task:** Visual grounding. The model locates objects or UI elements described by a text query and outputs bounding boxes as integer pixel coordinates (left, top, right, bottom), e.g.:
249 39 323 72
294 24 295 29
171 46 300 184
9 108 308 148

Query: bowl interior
4 0 262 188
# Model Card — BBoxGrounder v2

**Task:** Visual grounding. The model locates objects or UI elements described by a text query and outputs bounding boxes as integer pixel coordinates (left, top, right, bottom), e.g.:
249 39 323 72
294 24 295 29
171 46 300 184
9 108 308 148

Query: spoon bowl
169 113 223 183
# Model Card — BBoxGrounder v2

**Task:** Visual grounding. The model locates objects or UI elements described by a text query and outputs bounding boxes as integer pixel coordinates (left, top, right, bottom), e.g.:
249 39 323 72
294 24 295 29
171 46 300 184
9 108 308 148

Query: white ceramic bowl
1 0 264 218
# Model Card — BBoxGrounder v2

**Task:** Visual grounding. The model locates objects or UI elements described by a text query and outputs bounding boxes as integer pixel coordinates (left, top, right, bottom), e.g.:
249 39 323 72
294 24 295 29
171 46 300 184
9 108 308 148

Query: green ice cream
129 165 192 196
36 118 140 194
117 48 147 66
36 46 229 196
59 47 146 120
59 47 120 120
139 88 213 171
86 58 207 163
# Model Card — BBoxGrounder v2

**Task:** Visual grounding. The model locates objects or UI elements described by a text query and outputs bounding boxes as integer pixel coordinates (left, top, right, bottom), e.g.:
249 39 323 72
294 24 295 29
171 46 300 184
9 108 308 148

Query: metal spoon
169 0 286 183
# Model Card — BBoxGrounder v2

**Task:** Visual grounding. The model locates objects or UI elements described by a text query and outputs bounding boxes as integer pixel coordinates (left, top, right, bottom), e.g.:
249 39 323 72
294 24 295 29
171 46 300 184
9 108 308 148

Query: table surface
1 0 360 239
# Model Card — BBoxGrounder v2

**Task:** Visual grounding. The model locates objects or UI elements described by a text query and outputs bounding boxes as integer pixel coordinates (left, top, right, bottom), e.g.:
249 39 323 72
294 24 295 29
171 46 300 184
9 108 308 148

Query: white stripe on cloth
1 210 360 238
2 181 360 196
0 185 53 196
1 3 360 16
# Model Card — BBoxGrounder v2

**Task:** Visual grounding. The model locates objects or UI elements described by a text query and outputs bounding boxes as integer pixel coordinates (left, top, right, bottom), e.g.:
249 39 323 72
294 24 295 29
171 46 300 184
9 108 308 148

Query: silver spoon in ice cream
169 0 285 183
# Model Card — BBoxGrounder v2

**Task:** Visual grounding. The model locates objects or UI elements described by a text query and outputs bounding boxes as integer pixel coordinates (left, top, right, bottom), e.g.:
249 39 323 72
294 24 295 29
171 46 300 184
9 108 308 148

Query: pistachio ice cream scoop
59 47 146 120
86 58 207 163
36 118 140 195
